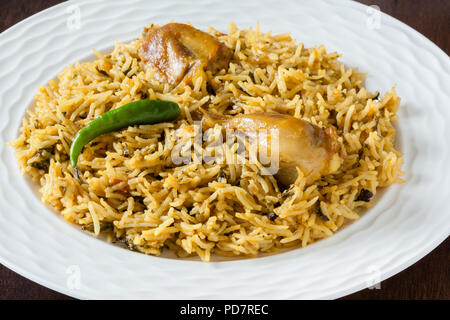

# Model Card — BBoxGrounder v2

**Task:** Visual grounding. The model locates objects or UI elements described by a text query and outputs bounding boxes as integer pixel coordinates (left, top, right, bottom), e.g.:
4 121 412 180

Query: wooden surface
0 0 448 300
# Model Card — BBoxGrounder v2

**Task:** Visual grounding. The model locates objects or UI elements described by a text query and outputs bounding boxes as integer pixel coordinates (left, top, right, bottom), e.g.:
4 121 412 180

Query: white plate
0 0 449 300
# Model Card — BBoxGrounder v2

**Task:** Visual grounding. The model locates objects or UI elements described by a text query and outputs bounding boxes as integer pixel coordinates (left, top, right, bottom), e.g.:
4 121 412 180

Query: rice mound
11 23 404 261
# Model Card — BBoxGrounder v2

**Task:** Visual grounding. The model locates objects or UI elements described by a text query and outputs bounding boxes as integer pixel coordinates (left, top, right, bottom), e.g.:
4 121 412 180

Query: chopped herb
38 146 55 157
278 189 294 199
96 66 109 77
82 222 114 233
316 206 329 222
30 146 55 171
356 188 373 202
140 91 148 99
117 237 136 251
31 161 49 171
266 212 278 221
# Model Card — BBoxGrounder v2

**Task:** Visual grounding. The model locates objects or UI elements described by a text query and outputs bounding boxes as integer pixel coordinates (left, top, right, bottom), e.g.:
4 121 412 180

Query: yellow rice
11 23 404 261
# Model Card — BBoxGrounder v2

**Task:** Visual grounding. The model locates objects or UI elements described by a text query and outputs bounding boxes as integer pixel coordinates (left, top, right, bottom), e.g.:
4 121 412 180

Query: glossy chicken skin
219 112 342 186
140 23 232 85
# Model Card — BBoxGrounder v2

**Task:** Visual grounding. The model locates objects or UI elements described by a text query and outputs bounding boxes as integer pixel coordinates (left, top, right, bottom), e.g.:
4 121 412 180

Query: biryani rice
11 23 404 261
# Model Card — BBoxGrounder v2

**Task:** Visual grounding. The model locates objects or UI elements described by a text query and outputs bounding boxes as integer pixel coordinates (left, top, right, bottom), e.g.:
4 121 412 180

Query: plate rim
0 0 449 300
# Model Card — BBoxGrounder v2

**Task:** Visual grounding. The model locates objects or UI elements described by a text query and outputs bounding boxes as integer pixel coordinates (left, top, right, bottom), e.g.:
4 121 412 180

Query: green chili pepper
70 99 180 168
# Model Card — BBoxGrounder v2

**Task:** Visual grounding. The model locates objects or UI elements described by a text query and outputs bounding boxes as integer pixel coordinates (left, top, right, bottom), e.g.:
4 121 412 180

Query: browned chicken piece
140 23 233 85
204 111 342 186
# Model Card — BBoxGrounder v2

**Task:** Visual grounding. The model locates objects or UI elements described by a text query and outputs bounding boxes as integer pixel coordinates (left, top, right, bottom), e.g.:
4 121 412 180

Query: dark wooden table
0 0 448 300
